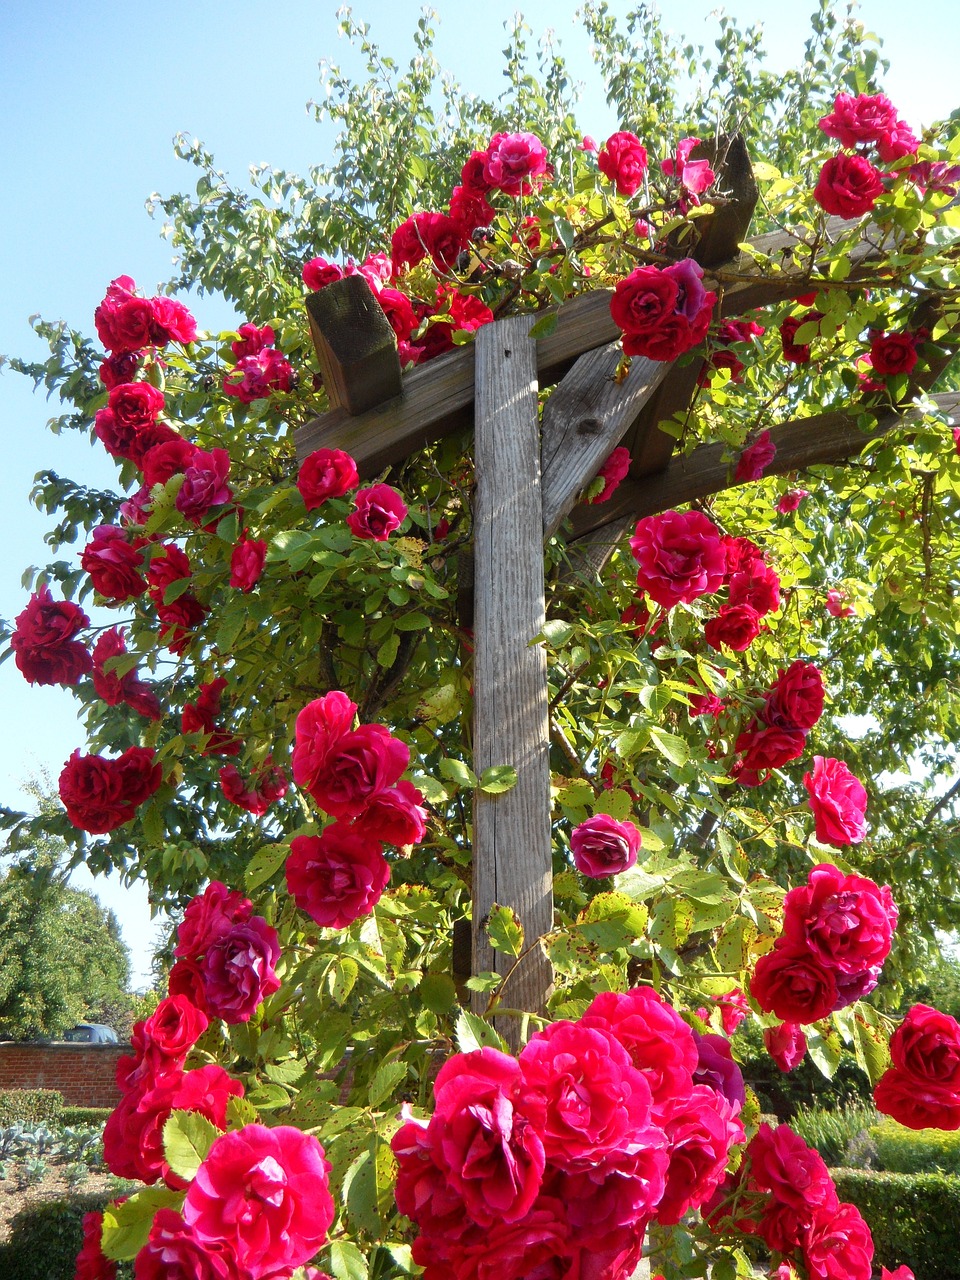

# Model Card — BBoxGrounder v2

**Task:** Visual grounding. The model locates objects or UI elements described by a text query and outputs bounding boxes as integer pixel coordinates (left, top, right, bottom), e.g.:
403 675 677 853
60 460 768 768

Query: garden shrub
0 1089 64 1126
0 1192 131 1280
869 1119 960 1175
831 1169 960 1280
790 1101 878 1167
60 1107 111 1128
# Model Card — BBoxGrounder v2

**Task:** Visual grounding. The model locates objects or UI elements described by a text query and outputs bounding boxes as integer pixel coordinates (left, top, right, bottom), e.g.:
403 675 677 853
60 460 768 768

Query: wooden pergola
294 145 959 1031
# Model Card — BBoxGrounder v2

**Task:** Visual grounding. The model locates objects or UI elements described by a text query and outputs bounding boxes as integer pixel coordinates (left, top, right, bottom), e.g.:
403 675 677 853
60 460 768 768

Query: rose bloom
133 1208 232 1280
297 447 359 510
291 691 357 796
156 594 209 656
874 1064 960 1131
92 628 162 721
589 446 632 504
448 184 495 236
803 1200 874 1280
142 437 199 489
747 1123 838 1245
803 756 868 845
734 430 776 482
81 525 147 601
656 1086 745 1225
346 483 408 541
230 322 275 359
779 310 822 364
302 256 344 291
728 557 781 617
223 347 294 402
704 603 761 652
219 759 288 817
881 1269 915 1280
814 153 885 218
99 350 141 389
733 723 807 787
482 131 549 196
763 661 825 732
598 130 648 196
870 329 919 376
11 583 92 686
95 276 157 354
377 288 419 344
873 1003 960 1129
693 1033 746 1109
59 746 162 834
414 211 469 273
304 723 409 820
183 1124 334 1278
783 862 896 975
778 488 810 513
287 825 391 928
150 297 198 346
229 537 267 592
630 508 727 608
201 917 281 1024
825 587 855 618
819 92 899 148
176 881 253 959
352 779 427 846
610 265 679 339
764 1022 807 1073
181 678 242 758
175 448 233 523
750 942 838 1024
661 137 716 197
569 814 641 878
75 1210 117 1280
519 1020 654 1169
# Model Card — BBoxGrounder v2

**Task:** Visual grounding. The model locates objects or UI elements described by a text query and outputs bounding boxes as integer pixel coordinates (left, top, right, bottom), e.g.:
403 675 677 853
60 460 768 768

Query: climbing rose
704 604 761 652
175 881 252 960
223 347 293 402
59 747 162 834
11 584 92 686
570 814 642 878
814 153 885 218
803 756 868 845
803 1201 874 1280
229 537 266 592
201 917 281 1024
661 137 715 197
483 131 549 196
287 826 391 928
783 863 897 974
764 1023 807 1073
778 488 810 513
346 483 408 541
75 1211 117 1280
302 256 344 290
874 1004 960 1129
230 322 275 359
825 588 855 617
81 526 147 601
291 691 358 795
352 779 427 846
693 1033 746 1108
762 661 825 732
181 679 242 757
94 276 158 354
656 1086 744 1225
99 350 141 389
751 944 838 1024
183 1125 334 1277
734 430 776 482
870 329 919 376
732 723 807 787
590 446 631 503
175 448 233 523
219 759 288 817
133 1209 232 1280
612 259 715 361
92 629 162 720
630 509 727 608
598 131 648 196
297 447 359 509
819 92 899 149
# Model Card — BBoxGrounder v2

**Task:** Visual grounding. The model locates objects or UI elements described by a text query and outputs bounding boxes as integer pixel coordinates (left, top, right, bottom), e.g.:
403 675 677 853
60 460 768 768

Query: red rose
11 584 92 686
803 1201 874 1280
291 691 357 796
230 322 275 359
302 256 344 290
223 347 293 402
156 594 209 655
750 943 838 1024
415 211 469 273
589 445 632 504
762 661 825 731
297 447 359 509
176 881 252 960
764 1022 807 1073
81 525 147 602
728 557 781 616
99 351 141 389
302 723 409 820
874 1065 960 1130
376 288 419 344
59 746 162 833
778 487 810 513
779 310 823 364
183 1125 334 1277
570 814 642 878
869 329 919 376
175 448 233 522
819 92 900 148
748 1122 838 1251
142 437 199 489
75 1211 117 1280
814 153 885 218
623 313 694 361
598 130 649 196
734 430 776 482
704 603 761 651
229 537 266 592
630 509 727 608
287 825 391 928
461 150 493 194
482 131 549 196
201 917 281 1023
874 1003 960 1128
610 266 679 338
181 679 242 757
139 995 209 1065
877 119 919 163
133 1209 232 1280
656 1085 745 1225
95 277 156 354
346 483 408 541
351 779 427 846
391 215 430 274
782 862 897 974
108 381 165 435
449 184 495 235
803 756 868 845
150 297 197 346
732 723 807 786
219 759 287 817
92 629 161 720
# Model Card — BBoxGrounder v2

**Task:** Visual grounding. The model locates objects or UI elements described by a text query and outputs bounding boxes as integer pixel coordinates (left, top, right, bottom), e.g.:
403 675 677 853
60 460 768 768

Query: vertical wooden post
472 315 554 1034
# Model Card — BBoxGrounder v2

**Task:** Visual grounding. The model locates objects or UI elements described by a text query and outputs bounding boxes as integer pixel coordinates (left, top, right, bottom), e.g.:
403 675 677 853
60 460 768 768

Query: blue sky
2 0 957 988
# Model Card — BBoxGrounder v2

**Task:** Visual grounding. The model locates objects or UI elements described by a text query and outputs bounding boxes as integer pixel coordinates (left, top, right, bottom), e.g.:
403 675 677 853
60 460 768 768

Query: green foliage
0 1192 133 1280
870 1119 960 1175
790 1101 879 1167
0 1089 64 1126
832 1169 960 1280
60 1107 111 1127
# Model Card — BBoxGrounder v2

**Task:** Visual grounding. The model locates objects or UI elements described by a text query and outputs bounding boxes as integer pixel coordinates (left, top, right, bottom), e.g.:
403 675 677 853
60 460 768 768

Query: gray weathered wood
540 345 669 539
472 316 554 1033
304 275 403 415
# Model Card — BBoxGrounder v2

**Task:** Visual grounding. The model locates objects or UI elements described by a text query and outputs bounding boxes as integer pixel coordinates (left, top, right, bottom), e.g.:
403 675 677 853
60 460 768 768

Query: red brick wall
0 1042 127 1108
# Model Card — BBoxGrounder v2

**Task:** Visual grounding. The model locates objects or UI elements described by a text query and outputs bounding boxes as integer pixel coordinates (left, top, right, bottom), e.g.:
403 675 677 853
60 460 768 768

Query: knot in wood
576 415 603 436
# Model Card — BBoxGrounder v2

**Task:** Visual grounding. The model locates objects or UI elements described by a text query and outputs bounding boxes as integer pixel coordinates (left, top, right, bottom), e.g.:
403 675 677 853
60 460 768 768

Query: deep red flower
11 584 92 686
598 131 648 196
59 746 162 833
346 483 408 541
287 825 391 928
814 154 885 218
630 509 726 608
751 943 838 1024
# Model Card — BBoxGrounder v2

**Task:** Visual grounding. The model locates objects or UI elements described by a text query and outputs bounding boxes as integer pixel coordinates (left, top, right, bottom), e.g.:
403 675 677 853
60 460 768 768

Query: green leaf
420 971 458 1014
455 1009 507 1053
439 758 478 789
244 842 289 891
487 903 524 956
528 310 559 339
328 957 360 1005
615 726 648 758
246 1080 292 1110
368 1059 408 1108
101 1187 185 1260
592 788 634 821
343 1146 381 1236
648 726 689 766
329 1239 369 1280
417 682 460 725
807 1027 843 1079
376 632 400 668
162 1110 219 1181
539 618 576 647
479 764 518 794
395 610 431 631
264 1058 306 1085
853 1011 891 1084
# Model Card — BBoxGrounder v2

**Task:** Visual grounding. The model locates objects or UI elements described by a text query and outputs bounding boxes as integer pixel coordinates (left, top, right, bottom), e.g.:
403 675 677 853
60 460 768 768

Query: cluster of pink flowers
58 745 162 834
222 322 294 403
392 987 744 1280
709 1121 874 1280
661 137 716 204
570 813 642 877
751 862 897 1025
288 691 427 927
95 276 197 355
874 1003 960 1129
296 446 408 540
611 258 716 362
168 881 281 1024
815 92 917 218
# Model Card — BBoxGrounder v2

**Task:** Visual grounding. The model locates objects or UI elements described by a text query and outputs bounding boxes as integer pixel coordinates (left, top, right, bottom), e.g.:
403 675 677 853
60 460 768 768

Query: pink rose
297 447 359 510
75 1211 117 1280
302 256 344 291
762 661 825 732
229 537 267 592
570 814 641 877
881 1269 915 1280
751 943 838 1024
661 138 715 198
778 488 810 513
814 153 885 217
230 322 275 359
825 588 855 618
656 1085 745 1224
133 1209 232 1280
819 92 900 149
728 557 781 616
803 756 868 845
223 347 294 402
803 1201 874 1280
482 131 549 196
783 862 896 974
598 131 649 196
11 584 92 686
59 746 162 834
286 825 391 928
81 526 147 601
219 759 287 817
351 779 427 846
291 691 357 796
201 917 281 1024
175 448 233 523
346 483 408 541
704 603 761 651
175 881 253 959
589 446 631 504
183 1125 334 1277
734 430 776 482
630 509 727 608
150 297 197 346
764 1023 807 1073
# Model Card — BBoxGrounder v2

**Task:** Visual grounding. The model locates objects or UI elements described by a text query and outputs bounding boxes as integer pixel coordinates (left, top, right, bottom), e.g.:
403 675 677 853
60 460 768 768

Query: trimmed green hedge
0 1192 134 1280
0 1089 64 1126
832 1168 960 1280
870 1119 960 1175
60 1106 112 1128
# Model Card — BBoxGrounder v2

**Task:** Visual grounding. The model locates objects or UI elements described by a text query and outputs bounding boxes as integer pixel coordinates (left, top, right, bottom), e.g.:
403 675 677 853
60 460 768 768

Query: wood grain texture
304 275 402 415
471 315 554 1031
540 344 669 539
